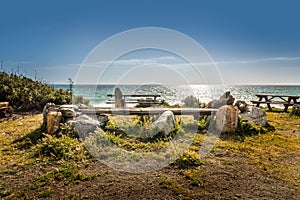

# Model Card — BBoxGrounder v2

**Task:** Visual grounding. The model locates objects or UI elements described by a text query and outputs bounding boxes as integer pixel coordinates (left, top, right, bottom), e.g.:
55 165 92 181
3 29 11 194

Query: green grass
0 114 43 172
38 189 53 198
174 150 205 169
1 110 300 197
180 169 204 187
214 112 300 185
33 133 88 161
36 162 91 185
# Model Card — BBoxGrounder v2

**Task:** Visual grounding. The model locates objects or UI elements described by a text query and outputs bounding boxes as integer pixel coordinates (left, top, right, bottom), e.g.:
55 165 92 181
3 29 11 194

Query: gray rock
240 107 267 126
73 114 100 140
59 104 79 111
59 105 78 118
215 105 239 133
292 104 300 111
152 111 175 135
98 114 109 128
114 87 125 108
59 107 76 118
291 104 300 116
207 91 235 109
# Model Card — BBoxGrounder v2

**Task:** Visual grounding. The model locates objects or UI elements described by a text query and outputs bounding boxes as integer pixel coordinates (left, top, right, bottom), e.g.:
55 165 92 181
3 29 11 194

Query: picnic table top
255 94 300 98
107 94 161 97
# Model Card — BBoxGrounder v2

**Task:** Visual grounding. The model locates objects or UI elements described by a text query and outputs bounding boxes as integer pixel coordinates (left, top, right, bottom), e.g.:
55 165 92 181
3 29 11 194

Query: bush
175 150 204 169
33 134 88 161
236 117 275 136
73 95 90 106
182 96 200 108
0 72 71 111
290 105 300 117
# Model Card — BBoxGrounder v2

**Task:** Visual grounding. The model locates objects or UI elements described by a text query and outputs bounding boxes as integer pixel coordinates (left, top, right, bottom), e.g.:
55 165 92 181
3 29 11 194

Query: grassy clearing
0 115 92 199
1 111 300 198
214 112 300 186
0 114 43 173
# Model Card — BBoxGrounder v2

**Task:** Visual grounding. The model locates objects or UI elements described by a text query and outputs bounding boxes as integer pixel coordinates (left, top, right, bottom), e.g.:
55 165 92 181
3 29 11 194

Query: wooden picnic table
107 88 161 107
251 94 300 112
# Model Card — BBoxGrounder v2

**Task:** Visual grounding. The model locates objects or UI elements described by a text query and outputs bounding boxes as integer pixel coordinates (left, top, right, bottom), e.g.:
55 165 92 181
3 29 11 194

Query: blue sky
1 0 300 84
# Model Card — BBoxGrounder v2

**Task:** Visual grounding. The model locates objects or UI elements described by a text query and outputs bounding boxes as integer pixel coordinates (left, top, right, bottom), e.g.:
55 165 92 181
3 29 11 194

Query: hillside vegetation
0 72 71 111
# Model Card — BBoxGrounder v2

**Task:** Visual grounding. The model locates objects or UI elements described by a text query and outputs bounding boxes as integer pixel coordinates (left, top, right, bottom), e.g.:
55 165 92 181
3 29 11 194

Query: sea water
53 84 300 108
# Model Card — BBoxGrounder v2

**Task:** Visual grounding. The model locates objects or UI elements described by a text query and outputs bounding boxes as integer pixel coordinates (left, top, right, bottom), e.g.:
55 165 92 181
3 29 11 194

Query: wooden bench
107 88 162 107
251 94 299 112
83 107 218 116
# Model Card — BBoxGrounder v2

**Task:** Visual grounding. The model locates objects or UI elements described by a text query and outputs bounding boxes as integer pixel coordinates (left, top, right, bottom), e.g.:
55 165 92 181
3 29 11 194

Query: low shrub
0 72 71 111
290 105 300 117
236 118 275 136
182 96 200 108
175 150 204 169
33 134 88 161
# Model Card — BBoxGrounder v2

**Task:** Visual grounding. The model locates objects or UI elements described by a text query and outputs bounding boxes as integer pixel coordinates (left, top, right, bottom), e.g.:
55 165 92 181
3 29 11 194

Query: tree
68 78 74 102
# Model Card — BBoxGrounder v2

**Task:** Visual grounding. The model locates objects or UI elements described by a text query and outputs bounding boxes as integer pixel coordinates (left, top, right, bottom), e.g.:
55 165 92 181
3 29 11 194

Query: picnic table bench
107 88 162 107
83 107 218 116
251 94 300 112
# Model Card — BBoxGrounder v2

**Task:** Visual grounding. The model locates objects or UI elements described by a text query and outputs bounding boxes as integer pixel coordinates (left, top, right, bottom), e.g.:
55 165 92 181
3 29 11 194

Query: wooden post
114 88 125 108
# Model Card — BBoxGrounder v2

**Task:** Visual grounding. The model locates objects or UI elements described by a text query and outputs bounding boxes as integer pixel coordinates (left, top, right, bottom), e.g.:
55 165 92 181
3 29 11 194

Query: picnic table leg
267 103 272 111
264 97 272 111
255 96 262 107
283 105 289 112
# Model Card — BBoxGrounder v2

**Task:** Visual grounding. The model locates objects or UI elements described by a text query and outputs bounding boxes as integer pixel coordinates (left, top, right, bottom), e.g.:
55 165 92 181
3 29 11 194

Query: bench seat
251 100 293 105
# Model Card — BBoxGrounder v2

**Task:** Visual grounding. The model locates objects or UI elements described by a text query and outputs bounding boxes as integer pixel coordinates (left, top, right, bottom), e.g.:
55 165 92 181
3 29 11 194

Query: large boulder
47 111 62 134
73 114 100 140
152 111 175 135
240 107 267 126
215 105 239 133
114 87 125 108
43 102 57 128
207 91 235 109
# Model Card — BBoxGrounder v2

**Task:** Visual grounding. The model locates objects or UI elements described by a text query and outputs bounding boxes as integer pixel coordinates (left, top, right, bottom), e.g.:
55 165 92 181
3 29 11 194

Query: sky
1 0 300 85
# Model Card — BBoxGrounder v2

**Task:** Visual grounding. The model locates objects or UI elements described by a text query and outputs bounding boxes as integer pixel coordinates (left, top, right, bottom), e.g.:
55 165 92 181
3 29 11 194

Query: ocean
53 84 300 108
